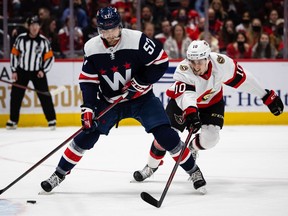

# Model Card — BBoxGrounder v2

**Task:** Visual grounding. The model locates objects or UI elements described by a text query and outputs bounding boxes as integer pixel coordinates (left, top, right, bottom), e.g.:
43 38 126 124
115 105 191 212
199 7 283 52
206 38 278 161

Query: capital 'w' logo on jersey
102 69 132 90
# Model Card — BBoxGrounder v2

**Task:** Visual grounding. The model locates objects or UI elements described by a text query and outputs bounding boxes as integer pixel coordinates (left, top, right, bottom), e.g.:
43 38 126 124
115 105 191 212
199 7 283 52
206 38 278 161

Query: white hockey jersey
166 52 267 111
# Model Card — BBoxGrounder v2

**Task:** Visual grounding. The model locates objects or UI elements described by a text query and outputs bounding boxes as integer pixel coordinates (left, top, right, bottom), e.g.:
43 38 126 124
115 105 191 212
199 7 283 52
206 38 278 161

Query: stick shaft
141 129 194 207
0 78 51 96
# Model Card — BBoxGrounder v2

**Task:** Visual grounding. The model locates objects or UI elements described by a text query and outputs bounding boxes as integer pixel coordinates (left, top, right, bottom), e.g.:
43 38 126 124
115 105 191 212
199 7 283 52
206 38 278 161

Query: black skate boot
41 172 65 192
133 165 158 182
189 166 207 194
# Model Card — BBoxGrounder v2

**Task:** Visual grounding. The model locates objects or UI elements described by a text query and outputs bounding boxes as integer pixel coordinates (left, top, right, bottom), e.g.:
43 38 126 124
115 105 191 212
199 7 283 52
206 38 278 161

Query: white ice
0 125 288 216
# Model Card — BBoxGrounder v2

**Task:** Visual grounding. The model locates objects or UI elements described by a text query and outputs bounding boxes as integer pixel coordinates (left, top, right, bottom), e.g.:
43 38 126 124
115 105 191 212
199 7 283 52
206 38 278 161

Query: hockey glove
262 89 284 116
81 104 98 134
183 106 201 133
122 77 150 100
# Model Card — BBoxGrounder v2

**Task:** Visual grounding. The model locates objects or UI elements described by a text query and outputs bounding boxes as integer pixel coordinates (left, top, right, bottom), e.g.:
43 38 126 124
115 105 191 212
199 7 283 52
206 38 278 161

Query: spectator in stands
235 11 251 33
226 32 252 59
194 0 205 17
45 18 64 59
152 0 171 34
210 0 228 22
164 23 192 59
218 19 236 54
82 15 99 43
263 9 279 35
143 22 162 48
140 5 154 31
252 32 278 59
58 17 84 56
198 31 219 52
246 18 263 47
207 8 222 38
273 18 284 58
61 0 88 29
189 16 205 40
38 7 52 37
117 5 131 29
154 19 172 45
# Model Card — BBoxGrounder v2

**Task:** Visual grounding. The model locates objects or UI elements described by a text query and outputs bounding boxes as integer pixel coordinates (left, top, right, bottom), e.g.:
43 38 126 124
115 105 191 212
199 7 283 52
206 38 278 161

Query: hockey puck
26 200 37 204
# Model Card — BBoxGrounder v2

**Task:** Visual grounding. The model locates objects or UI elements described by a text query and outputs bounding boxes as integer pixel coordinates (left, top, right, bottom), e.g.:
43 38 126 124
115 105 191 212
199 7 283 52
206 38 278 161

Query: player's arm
223 58 283 116
78 54 100 133
136 33 169 84
42 38 54 73
166 81 201 133
122 34 169 100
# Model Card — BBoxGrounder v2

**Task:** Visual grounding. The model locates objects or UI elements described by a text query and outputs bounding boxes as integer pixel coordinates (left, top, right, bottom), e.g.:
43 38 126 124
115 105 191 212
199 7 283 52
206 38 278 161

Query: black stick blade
141 192 161 208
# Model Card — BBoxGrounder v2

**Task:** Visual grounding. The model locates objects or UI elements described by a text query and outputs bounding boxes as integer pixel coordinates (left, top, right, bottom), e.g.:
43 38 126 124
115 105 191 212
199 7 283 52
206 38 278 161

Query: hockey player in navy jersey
133 40 284 186
41 7 206 193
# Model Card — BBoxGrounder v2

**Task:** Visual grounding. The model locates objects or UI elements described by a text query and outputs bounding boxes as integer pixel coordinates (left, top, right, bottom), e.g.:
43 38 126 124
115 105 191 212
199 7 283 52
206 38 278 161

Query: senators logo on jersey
217 55 225 64
180 65 189 71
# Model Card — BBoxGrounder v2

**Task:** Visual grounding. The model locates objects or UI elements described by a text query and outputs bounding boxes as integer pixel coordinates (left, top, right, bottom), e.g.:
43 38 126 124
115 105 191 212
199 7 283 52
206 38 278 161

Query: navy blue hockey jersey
79 28 169 105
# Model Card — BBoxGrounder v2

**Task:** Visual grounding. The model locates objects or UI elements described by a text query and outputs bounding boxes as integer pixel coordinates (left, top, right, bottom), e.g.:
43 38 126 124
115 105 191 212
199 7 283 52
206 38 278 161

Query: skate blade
38 190 53 195
197 186 207 195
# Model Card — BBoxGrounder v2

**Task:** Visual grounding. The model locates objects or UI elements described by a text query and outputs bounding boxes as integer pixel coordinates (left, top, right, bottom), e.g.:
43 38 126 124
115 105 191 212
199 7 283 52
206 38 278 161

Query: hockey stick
0 78 66 96
0 96 123 195
141 129 194 208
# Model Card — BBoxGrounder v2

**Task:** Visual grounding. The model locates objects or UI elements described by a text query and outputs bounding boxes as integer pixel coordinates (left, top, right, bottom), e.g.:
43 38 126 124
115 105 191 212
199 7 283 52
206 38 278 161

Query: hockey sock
56 140 86 175
169 141 195 172
148 140 166 168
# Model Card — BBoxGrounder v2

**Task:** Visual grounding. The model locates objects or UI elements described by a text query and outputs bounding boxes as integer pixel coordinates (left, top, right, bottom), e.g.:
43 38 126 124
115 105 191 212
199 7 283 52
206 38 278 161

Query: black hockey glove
122 77 150 100
183 106 201 133
262 89 284 116
80 104 98 134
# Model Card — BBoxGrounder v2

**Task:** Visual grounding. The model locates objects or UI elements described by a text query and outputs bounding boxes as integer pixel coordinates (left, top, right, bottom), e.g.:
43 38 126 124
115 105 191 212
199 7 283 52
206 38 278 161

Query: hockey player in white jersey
133 40 284 186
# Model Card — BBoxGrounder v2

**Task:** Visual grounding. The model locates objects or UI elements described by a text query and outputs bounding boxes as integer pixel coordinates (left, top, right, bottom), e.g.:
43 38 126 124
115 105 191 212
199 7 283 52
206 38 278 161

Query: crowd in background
0 0 285 59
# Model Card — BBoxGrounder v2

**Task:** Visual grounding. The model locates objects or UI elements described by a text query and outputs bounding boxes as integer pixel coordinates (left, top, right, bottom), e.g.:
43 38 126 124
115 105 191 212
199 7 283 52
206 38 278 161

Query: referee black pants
9 70 56 123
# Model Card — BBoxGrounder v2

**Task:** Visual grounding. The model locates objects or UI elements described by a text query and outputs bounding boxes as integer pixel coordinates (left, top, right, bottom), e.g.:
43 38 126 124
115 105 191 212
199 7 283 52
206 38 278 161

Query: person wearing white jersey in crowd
133 40 284 188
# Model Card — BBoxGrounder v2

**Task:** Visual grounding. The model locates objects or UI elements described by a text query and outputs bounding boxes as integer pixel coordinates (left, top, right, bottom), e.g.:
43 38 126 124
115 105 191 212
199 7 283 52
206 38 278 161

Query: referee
6 15 56 130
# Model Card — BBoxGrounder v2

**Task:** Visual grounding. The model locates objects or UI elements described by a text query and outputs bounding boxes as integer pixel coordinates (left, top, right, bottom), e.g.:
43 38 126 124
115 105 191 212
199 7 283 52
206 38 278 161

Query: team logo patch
217 55 225 64
180 65 189 71
174 114 185 125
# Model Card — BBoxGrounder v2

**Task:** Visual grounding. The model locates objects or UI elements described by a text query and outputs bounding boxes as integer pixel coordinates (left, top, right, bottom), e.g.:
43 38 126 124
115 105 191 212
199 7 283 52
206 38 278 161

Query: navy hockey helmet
26 15 41 25
96 6 121 30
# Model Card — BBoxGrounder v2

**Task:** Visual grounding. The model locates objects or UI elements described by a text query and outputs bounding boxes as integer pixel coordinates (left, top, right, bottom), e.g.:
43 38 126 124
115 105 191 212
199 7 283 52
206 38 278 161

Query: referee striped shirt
10 32 54 73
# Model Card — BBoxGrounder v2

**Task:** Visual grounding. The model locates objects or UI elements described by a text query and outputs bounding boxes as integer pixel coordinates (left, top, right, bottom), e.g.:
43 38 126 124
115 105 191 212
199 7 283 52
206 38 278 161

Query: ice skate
189 166 207 194
48 120 56 131
6 120 17 130
41 172 65 192
133 165 159 182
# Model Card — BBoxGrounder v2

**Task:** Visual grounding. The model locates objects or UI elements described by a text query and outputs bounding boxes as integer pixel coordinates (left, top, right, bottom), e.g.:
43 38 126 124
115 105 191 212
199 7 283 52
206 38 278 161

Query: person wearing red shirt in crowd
226 32 252 59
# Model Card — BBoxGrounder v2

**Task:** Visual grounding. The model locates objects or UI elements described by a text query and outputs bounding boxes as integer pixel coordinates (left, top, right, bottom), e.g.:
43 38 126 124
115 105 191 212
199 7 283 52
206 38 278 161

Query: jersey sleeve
10 36 21 72
78 54 100 106
42 38 54 73
222 57 266 98
135 33 169 84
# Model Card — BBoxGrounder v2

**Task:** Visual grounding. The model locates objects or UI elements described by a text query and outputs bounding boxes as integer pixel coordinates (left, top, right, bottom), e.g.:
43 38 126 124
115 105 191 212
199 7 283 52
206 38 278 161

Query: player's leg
31 72 56 129
136 96 206 191
189 99 224 152
41 101 119 192
133 99 184 181
6 71 30 129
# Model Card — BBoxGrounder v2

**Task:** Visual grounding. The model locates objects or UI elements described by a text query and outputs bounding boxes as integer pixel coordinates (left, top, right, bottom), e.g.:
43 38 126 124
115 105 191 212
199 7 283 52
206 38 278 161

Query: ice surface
1 125 288 216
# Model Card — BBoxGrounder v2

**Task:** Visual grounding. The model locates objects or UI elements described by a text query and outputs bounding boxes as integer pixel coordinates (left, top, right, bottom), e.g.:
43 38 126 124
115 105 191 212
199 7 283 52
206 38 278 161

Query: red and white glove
81 104 98 134
183 106 201 133
262 89 284 116
122 77 150 100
